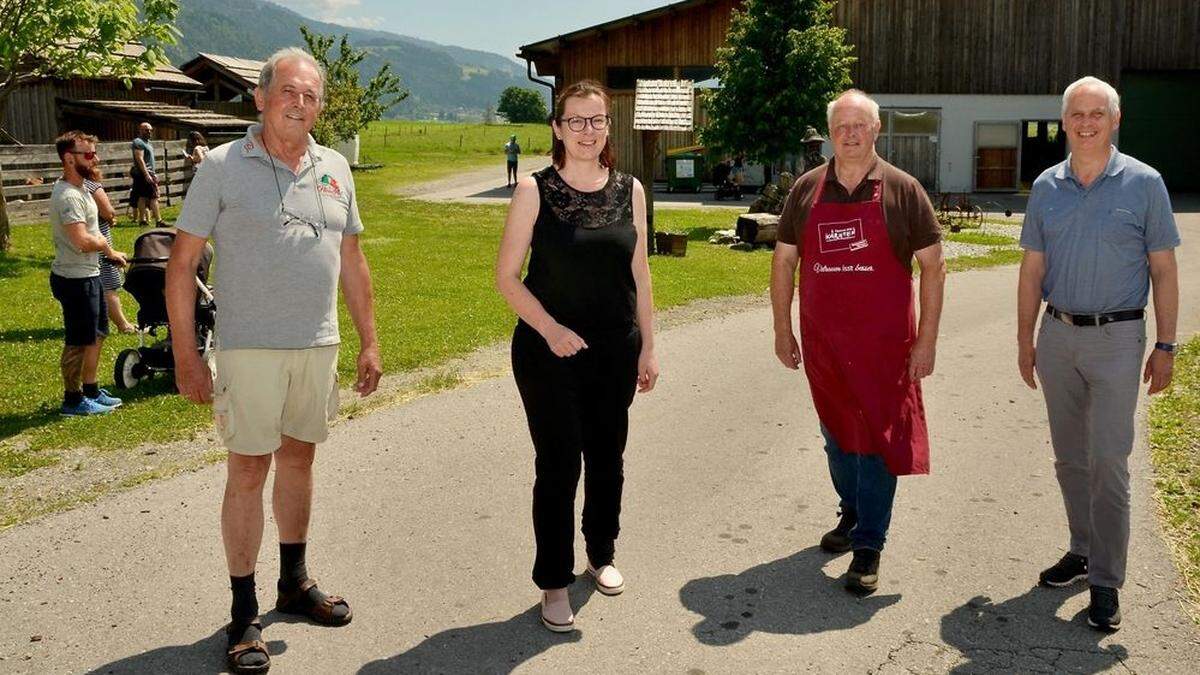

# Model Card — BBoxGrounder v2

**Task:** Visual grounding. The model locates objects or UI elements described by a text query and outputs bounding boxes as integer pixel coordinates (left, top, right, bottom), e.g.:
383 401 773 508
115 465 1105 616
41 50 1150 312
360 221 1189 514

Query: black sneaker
1038 552 1088 587
820 509 856 553
1087 586 1121 632
845 548 880 594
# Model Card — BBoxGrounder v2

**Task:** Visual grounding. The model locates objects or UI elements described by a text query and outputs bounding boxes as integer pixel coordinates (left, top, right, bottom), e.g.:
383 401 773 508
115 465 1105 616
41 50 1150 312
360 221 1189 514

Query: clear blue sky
272 0 674 62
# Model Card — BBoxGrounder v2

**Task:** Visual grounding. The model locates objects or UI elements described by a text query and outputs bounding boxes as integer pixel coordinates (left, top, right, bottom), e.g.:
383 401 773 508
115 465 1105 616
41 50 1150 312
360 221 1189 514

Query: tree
700 0 855 166
300 26 408 148
497 86 548 124
0 0 179 251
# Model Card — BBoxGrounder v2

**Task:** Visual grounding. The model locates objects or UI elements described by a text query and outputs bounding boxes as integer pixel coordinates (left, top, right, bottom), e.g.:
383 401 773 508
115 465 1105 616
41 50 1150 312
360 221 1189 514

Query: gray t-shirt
1020 148 1180 313
175 125 364 349
49 179 100 278
132 137 155 173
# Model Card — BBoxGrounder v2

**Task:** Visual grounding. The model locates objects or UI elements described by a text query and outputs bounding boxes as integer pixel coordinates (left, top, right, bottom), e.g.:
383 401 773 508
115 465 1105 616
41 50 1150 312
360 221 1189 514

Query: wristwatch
1154 341 1177 354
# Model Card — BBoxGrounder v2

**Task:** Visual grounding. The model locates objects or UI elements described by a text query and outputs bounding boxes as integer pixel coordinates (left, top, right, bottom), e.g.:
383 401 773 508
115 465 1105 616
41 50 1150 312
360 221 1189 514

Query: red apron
798 170 930 476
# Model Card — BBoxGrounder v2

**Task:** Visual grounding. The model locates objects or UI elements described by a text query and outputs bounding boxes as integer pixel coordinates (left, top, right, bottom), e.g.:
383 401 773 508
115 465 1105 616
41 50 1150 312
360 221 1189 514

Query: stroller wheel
114 349 144 389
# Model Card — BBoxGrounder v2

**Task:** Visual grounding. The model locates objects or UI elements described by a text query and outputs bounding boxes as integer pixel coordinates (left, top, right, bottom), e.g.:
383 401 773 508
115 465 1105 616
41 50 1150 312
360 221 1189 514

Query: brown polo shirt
778 157 941 272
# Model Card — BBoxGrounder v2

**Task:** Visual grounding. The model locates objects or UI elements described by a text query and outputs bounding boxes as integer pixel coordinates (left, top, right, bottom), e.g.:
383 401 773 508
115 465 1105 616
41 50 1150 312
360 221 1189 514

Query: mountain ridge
165 0 541 118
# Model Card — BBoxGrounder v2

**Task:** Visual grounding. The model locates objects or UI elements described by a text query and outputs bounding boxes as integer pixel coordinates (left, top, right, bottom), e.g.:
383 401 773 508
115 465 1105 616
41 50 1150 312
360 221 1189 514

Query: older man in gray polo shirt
1017 75 1180 633
166 47 381 674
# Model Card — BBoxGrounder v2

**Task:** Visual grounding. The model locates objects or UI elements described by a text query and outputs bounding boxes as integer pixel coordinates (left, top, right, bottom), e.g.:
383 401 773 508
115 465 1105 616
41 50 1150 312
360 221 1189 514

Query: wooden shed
519 0 1200 191
518 0 740 182
179 52 264 120
0 44 212 145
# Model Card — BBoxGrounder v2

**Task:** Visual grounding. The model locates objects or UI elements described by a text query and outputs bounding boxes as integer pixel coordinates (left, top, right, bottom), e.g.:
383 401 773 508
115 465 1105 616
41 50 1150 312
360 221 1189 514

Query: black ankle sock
230 573 258 625
82 383 100 398
64 390 84 406
279 542 308 590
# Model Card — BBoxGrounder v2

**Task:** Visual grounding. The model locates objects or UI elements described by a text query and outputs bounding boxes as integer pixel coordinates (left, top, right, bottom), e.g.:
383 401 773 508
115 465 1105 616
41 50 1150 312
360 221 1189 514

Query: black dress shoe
820 509 856 553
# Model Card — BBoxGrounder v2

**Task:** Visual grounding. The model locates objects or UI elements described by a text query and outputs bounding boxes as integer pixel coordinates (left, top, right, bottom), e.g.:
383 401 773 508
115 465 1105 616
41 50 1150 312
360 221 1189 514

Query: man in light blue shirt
1017 76 1180 632
130 121 163 227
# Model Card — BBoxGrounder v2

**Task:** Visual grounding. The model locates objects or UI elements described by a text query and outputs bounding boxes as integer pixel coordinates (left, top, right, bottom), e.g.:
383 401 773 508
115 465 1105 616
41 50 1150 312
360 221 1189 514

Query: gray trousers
1035 314 1146 588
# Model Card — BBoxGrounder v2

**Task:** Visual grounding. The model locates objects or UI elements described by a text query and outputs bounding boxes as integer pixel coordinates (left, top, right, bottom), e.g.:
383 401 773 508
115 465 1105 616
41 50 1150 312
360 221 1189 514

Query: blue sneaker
61 398 115 416
88 389 123 408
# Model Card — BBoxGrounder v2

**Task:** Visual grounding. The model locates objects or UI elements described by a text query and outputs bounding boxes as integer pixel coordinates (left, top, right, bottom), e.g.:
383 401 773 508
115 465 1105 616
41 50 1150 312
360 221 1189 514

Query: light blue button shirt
1020 147 1180 313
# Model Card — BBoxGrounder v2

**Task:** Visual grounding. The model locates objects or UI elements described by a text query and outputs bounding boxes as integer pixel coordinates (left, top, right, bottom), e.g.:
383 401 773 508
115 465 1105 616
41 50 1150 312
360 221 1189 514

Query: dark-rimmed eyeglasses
560 115 611 132
68 150 97 160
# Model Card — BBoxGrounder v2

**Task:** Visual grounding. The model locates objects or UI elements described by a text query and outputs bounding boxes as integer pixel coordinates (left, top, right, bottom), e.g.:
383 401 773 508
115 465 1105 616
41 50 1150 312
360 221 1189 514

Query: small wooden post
632 79 695 256
0 158 11 252
640 130 659 253
161 140 171 207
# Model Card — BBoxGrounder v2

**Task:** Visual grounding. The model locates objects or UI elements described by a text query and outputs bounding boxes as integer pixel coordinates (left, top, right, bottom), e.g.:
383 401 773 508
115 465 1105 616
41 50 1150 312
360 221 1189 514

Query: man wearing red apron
771 89 945 594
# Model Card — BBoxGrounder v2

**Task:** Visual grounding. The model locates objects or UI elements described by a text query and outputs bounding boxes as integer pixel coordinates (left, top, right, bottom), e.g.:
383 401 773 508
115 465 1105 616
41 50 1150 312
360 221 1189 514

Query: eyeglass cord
264 136 328 237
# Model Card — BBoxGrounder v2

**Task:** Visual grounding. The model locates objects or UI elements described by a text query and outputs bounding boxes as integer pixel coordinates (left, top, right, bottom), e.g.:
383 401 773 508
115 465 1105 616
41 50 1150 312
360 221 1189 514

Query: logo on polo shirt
818 219 868 254
316 173 342 197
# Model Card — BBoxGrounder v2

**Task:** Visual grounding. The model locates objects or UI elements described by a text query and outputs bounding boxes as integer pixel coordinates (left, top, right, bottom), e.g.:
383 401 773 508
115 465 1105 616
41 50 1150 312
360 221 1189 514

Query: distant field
0 120 765 474
358 120 551 187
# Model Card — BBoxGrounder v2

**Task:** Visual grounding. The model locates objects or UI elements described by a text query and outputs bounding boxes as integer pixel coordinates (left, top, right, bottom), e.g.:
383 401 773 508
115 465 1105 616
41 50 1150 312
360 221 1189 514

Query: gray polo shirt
1020 147 1179 313
175 124 364 350
49 179 100 279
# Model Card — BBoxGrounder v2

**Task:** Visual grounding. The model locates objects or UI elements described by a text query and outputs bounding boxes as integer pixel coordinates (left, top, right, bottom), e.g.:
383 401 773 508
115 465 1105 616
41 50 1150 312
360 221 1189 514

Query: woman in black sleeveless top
496 80 659 633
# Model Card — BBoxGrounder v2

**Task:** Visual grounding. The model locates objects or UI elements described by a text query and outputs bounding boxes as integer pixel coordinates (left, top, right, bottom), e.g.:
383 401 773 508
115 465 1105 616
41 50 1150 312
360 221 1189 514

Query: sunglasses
68 150 97 160
281 206 326 239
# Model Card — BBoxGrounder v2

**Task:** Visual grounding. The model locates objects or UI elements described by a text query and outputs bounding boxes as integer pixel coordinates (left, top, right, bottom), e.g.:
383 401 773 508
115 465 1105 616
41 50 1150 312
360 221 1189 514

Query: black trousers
511 321 641 589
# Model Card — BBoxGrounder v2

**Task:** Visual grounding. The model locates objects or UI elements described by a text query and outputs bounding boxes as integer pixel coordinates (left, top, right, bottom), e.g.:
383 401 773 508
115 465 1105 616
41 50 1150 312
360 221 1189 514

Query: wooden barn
1 43 253 146
518 0 1200 192
179 52 264 121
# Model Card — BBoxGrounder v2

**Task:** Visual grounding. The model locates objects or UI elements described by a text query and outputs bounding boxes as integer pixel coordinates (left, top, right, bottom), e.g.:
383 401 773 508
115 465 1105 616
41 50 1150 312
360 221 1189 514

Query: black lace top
522 166 638 336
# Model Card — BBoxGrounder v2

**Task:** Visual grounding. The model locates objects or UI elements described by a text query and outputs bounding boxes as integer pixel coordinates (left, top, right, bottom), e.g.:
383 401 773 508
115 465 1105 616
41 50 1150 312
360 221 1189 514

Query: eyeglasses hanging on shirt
265 141 328 239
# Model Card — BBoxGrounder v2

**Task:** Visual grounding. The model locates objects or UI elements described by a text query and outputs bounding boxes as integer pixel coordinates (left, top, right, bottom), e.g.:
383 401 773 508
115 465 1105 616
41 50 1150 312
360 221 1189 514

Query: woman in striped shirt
83 175 136 333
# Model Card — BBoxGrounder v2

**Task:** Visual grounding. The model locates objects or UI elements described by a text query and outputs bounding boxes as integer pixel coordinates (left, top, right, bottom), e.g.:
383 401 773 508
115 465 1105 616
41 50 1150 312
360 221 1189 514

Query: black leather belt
1047 305 1144 327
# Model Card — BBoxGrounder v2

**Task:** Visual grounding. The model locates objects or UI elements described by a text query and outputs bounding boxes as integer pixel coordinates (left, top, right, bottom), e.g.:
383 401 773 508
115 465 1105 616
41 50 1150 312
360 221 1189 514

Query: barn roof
517 0 719 61
59 99 255 131
179 53 265 92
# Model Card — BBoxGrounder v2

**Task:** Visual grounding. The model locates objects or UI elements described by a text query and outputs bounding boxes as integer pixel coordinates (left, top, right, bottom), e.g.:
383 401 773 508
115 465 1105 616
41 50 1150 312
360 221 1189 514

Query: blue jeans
822 425 897 551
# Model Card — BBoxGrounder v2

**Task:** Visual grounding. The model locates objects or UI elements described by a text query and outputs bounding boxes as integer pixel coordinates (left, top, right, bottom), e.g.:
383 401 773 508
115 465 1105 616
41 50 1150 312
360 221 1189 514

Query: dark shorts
507 160 519 170
130 168 159 201
50 274 108 346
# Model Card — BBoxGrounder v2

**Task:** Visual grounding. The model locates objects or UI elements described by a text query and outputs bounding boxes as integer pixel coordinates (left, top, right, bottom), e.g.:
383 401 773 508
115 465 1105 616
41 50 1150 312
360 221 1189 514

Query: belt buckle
1056 309 1075 326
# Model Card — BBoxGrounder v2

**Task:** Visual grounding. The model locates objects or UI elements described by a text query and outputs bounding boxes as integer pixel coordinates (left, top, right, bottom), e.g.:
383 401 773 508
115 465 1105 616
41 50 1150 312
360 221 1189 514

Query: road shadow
85 626 287 674
465 184 520 200
678 546 901 646
939 586 1128 673
357 576 595 674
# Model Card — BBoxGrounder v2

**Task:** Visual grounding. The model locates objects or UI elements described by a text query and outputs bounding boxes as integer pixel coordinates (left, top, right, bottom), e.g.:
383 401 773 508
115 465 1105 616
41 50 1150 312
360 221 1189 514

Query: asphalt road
1 215 1197 674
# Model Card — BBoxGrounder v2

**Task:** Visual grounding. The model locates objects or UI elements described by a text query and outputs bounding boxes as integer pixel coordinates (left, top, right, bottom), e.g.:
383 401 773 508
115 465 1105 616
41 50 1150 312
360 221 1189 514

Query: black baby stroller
114 228 215 389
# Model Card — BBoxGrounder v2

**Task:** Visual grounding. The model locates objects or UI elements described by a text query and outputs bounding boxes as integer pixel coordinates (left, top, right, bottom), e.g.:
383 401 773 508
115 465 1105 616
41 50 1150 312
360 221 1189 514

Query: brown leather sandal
275 578 353 626
226 620 270 674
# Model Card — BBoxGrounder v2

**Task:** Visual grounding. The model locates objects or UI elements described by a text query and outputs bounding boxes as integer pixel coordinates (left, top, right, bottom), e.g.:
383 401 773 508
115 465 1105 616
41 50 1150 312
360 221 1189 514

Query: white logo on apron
818 219 869 254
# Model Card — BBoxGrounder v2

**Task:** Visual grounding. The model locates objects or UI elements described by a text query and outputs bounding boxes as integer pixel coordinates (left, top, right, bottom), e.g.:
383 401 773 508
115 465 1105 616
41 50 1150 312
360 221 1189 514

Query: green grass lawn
0 148 769 474
358 120 551 187
0 120 1024 479
1149 336 1200 622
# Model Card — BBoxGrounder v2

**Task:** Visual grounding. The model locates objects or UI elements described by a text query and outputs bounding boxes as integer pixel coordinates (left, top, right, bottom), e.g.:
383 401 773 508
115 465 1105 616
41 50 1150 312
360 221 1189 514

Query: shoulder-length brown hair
551 79 616 169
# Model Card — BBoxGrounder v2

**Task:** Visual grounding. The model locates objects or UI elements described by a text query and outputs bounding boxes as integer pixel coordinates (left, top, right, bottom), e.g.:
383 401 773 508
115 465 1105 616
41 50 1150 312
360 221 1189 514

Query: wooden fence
0 140 194 225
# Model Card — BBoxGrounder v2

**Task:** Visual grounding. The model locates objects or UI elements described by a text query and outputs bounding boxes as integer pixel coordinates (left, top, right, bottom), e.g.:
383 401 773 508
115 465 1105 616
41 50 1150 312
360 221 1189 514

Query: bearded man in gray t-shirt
165 48 381 674
48 131 128 416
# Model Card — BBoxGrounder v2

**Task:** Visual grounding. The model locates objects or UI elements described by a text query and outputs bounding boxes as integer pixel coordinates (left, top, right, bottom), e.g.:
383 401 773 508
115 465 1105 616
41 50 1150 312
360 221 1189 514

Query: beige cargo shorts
211 345 339 456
